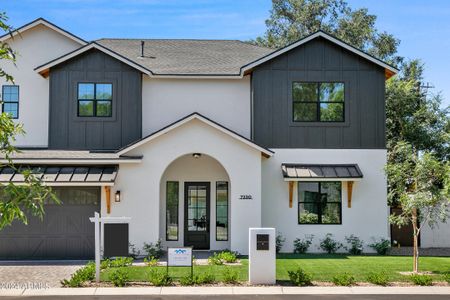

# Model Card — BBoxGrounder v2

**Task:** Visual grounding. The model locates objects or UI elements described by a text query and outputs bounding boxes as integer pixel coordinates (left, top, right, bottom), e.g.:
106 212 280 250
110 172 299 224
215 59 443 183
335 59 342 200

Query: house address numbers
239 194 253 200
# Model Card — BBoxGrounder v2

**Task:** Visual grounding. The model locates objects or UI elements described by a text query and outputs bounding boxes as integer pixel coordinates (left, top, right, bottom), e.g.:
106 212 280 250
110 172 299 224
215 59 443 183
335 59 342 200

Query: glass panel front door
184 182 210 249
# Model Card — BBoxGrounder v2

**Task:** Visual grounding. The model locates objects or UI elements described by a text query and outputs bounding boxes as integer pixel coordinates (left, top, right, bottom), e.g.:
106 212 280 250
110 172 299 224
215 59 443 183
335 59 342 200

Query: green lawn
101 254 450 283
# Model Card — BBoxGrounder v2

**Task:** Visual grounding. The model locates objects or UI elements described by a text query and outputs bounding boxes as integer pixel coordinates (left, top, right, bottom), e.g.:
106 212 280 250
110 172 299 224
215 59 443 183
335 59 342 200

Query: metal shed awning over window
0 165 118 186
281 164 363 181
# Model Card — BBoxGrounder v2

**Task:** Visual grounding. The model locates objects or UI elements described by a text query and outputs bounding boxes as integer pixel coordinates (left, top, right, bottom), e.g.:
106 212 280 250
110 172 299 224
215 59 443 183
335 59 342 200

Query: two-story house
0 18 446 259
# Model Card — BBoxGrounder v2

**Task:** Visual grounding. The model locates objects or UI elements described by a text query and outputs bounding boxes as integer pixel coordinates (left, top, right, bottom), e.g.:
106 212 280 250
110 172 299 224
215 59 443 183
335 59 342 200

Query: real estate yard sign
167 247 193 276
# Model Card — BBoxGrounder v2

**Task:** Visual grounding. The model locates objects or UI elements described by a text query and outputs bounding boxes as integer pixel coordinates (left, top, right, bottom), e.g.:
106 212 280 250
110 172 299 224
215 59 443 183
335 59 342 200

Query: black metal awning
0 165 118 185
281 164 363 180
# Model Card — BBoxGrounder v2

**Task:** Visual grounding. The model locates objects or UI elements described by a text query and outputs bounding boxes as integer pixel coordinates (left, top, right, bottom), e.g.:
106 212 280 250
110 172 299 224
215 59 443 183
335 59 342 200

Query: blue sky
3 0 450 106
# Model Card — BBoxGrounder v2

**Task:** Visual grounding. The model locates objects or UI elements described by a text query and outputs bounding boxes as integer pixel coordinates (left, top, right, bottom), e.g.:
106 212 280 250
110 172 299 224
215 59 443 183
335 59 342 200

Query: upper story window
2 85 19 119
77 83 112 117
298 182 342 224
293 82 344 122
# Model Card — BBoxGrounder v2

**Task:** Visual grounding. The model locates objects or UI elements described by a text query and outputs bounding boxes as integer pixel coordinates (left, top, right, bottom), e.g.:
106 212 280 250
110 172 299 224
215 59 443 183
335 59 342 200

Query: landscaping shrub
144 256 159 267
287 267 313 286
444 272 450 283
276 232 286 253
345 235 364 255
61 262 95 287
109 268 129 287
410 274 433 286
293 235 314 254
319 233 343 254
148 269 173 286
129 243 141 259
198 272 216 284
222 267 239 284
179 274 198 286
366 271 389 286
218 250 238 263
369 238 391 255
108 257 134 268
208 253 224 265
332 273 355 286
143 240 164 259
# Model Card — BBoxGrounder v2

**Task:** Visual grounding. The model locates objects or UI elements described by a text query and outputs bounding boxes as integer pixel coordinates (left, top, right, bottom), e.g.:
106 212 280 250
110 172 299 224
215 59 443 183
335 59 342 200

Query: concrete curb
1 286 450 296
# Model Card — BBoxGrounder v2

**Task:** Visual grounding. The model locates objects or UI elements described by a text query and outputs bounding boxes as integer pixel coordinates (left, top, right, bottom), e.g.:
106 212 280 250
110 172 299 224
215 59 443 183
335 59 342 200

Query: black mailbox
104 223 129 257
256 234 269 250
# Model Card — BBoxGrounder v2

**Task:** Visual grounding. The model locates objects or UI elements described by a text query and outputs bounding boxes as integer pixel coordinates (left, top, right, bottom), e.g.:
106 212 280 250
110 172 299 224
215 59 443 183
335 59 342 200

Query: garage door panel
0 187 99 259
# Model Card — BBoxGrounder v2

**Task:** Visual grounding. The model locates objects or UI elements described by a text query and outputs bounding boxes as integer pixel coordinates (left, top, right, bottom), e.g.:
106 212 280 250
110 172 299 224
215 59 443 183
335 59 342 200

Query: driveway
0 261 85 288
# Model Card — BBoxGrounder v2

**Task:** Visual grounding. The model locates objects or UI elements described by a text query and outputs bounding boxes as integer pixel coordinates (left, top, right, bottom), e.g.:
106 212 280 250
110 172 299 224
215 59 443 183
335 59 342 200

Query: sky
3 0 450 106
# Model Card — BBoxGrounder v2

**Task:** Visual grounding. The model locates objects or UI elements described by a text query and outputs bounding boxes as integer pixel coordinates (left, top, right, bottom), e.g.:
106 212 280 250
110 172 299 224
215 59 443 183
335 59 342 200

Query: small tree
0 12 58 230
387 142 450 273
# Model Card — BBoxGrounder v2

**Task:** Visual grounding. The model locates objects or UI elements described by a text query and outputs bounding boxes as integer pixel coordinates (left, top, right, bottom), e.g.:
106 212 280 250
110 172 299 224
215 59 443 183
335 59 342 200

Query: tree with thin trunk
0 12 58 230
386 142 449 273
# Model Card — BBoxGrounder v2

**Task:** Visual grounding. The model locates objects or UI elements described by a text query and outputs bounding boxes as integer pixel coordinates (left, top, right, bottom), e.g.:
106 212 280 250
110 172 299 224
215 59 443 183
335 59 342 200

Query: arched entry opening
159 153 231 250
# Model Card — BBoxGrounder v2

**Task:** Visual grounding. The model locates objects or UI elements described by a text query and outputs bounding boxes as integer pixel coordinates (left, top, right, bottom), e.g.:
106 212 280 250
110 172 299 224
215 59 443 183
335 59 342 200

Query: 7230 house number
239 195 253 200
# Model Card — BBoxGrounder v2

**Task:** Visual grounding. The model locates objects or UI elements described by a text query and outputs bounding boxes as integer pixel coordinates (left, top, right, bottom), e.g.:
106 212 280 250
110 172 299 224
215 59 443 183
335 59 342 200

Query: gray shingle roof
95 39 273 75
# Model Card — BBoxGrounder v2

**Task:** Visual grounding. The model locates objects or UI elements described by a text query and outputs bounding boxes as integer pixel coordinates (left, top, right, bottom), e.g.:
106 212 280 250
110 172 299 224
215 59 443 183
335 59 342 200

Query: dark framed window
216 181 228 241
2 85 19 119
77 83 112 117
298 182 342 224
166 181 179 241
293 82 344 122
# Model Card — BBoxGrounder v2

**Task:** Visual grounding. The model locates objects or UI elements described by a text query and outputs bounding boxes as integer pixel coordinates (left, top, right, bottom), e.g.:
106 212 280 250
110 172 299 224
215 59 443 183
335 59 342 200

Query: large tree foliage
0 12 58 230
255 0 450 272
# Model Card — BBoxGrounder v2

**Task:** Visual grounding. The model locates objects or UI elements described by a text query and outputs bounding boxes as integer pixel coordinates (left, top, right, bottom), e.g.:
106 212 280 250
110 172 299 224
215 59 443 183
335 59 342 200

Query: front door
184 182 210 249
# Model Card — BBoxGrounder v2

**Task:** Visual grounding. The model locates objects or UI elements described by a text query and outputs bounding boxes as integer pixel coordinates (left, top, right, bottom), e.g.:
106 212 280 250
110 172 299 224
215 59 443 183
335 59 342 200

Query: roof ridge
97 38 244 42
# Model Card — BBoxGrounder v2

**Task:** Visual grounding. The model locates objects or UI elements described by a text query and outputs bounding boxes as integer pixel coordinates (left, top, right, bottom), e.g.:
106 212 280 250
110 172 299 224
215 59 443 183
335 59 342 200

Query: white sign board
167 247 193 267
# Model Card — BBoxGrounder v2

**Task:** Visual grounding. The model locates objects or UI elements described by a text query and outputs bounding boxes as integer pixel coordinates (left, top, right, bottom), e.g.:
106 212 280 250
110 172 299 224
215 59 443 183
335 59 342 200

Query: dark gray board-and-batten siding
251 37 386 149
49 49 142 150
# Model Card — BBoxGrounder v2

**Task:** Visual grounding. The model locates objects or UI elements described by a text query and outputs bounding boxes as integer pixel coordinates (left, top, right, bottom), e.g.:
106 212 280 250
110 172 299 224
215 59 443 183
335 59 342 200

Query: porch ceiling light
115 190 121 202
193 153 202 159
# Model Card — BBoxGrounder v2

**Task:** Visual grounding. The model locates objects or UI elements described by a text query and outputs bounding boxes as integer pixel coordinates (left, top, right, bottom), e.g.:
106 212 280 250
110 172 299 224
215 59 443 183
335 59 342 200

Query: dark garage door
0 187 100 260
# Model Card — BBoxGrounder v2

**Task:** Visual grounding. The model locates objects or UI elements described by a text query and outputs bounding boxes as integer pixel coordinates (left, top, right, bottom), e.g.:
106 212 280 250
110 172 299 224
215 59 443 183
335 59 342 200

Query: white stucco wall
261 149 389 253
160 154 231 250
141 76 251 138
421 217 450 247
0 24 82 147
104 118 263 255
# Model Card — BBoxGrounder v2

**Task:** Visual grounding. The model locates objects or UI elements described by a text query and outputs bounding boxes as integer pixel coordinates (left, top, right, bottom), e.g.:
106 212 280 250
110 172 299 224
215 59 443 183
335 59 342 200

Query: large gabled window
298 182 342 224
293 82 344 122
77 83 112 117
2 85 19 119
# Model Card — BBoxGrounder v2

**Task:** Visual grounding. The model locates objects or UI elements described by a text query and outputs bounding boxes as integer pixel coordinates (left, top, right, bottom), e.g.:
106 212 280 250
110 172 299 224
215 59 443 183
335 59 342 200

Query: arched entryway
159 153 231 250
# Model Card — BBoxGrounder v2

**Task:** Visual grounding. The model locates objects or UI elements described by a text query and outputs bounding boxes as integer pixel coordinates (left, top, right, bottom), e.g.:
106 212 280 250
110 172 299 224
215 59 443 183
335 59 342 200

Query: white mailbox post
248 228 276 285
89 212 131 282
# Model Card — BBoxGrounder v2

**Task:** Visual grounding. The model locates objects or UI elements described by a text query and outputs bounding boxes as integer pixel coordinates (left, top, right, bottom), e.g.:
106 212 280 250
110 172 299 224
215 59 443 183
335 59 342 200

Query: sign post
89 212 131 283
167 247 193 277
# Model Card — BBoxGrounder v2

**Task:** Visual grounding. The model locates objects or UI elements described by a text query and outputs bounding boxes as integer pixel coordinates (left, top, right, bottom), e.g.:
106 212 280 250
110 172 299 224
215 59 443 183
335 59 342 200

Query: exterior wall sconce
193 153 202 159
115 191 121 202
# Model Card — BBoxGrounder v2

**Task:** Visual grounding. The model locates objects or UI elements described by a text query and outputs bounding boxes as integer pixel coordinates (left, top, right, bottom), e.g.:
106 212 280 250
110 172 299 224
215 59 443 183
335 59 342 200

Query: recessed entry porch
160 153 230 250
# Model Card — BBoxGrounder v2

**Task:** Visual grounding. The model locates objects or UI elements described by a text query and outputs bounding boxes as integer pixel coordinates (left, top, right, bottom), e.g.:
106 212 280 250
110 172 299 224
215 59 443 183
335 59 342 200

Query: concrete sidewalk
1 286 450 296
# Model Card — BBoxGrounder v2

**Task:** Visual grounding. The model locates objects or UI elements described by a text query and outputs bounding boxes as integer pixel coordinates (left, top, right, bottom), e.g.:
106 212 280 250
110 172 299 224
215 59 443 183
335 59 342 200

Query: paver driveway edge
1 286 450 296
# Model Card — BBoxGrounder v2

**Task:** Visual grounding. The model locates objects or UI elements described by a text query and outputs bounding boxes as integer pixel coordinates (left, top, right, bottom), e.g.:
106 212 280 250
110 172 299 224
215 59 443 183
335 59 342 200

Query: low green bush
208 253 224 265
443 272 450 283
345 235 364 255
218 251 238 263
366 271 389 286
61 262 95 287
101 257 133 269
410 274 433 286
109 268 129 287
179 272 216 286
144 256 159 267
276 232 286 253
198 272 216 284
148 269 173 286
369 238 391 255
179 274 198 286
222 267 239 284
287 267 313 286
320 233 343 254
143 240 164 259
293 235 314 254
332 273 355 286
